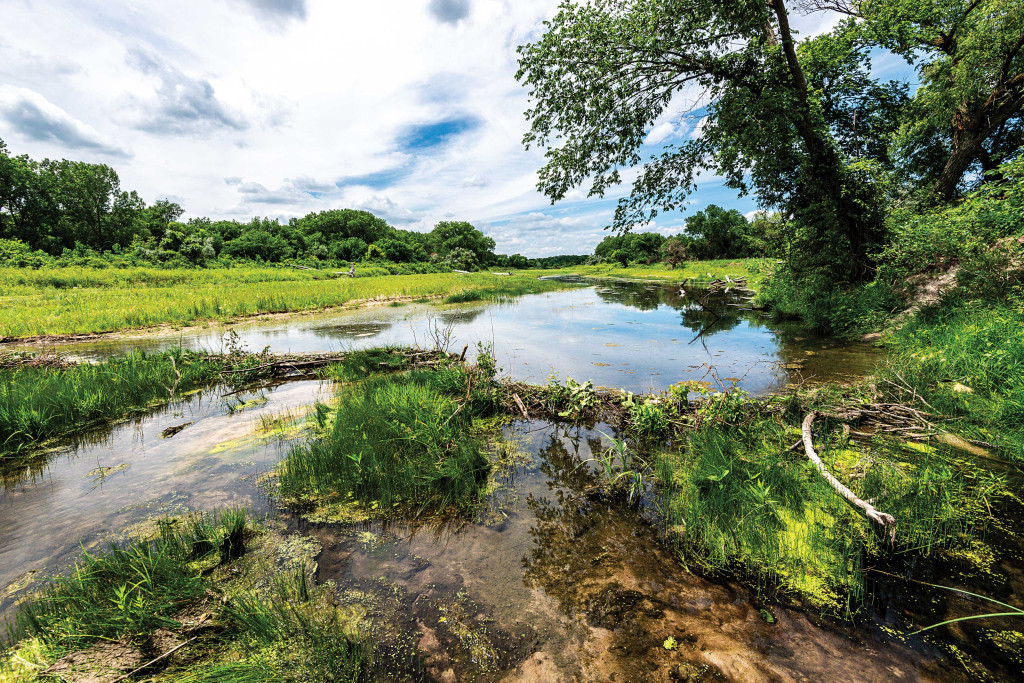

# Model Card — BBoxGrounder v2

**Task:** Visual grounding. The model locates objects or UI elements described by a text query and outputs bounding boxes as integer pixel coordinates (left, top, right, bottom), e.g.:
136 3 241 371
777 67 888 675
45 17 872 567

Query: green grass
0 268 580 338
278 366 493 513
654 410 1008 616
1 509 369 682
0 350 220 460
527 258 770 289
883 299 1024 461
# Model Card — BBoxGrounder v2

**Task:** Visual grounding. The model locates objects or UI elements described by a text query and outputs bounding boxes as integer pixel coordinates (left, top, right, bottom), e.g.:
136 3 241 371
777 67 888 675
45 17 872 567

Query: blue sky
0 0 912 256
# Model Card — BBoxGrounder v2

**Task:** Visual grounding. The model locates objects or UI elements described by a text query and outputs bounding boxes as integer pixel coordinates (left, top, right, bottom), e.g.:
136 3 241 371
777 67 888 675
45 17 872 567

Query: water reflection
310 421 947 682
0 381 328 619
20 281 881 395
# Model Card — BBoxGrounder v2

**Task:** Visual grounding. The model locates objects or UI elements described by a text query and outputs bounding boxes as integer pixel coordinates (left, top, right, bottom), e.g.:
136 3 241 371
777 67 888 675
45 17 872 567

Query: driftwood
512 393 530 419
802 412 896 535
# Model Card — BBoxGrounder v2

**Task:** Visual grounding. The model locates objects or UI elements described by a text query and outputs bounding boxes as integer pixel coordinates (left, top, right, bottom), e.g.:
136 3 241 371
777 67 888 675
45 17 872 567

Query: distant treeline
592 204 782 267
0 139 582 271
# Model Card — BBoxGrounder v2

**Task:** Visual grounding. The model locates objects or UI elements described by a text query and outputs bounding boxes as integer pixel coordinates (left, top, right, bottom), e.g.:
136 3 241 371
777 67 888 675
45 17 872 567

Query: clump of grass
222 575 368 682
0 350 220 459
655 413 1008 616
279 366 492 512
8 509 250 652
443 290 483 304
1 510 371 682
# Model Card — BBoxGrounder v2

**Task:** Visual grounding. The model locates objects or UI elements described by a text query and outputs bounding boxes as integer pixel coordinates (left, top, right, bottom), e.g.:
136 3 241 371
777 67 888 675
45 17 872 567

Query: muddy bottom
309 422 958 682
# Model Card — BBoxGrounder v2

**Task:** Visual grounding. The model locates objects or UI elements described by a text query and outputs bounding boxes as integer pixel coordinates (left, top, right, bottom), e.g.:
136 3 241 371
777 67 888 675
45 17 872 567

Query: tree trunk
935 126 985 201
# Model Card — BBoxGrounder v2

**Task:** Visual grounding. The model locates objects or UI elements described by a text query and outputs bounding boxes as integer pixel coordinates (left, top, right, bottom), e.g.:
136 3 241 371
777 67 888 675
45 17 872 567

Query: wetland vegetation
2 0 1024 679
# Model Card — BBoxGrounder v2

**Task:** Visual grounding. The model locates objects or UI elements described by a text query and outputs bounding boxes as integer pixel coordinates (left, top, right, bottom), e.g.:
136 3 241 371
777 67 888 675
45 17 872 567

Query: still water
28 281 881 395
1 280 926 681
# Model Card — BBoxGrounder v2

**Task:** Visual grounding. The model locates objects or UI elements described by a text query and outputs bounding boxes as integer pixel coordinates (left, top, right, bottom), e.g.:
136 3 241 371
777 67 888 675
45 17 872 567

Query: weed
278 369 491 512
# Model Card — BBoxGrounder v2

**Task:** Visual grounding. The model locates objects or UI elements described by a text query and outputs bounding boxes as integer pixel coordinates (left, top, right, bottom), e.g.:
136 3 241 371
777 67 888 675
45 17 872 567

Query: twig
512 393 530 419
110 634 200 682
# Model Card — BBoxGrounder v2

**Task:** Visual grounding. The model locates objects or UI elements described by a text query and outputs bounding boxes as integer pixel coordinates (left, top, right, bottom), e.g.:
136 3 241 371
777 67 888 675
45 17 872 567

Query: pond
21 280 882 395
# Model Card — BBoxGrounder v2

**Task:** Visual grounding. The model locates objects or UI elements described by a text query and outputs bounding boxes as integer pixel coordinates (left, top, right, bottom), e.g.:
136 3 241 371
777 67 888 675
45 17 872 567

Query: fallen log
801 411 896 536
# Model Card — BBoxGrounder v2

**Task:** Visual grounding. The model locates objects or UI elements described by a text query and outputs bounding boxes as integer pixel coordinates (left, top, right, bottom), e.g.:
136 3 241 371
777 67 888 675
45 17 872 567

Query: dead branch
802 412 896 536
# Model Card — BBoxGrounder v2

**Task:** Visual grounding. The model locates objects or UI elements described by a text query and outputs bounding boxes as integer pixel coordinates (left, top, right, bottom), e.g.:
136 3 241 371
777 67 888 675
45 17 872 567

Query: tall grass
279 366 491 512
655 416 1007 616
0 350 220 458
883 299 1024 459
0 268 579 338
530 258 770 288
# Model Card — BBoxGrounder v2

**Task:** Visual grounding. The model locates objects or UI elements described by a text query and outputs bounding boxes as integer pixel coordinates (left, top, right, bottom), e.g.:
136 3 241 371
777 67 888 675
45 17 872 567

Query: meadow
0 267 580 339
536 258 771 287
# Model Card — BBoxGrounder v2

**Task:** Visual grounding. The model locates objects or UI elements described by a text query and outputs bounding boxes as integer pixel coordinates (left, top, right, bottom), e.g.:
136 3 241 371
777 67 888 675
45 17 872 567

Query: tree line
1 138 573 271
592 204 784 266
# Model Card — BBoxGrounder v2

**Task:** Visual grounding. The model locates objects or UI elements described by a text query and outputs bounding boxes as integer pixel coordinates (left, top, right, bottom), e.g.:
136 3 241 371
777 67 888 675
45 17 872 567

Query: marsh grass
278 366 492 512
0 350 220 459
0 268 579 338
655 415 1008 615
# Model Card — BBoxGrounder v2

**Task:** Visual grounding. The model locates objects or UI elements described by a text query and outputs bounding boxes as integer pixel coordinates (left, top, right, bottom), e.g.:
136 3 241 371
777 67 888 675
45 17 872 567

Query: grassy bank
531 258 770 288
0 268 579 339
0 351 221 461
526 375 1011 617
0 510 369 682
881 298 1024 462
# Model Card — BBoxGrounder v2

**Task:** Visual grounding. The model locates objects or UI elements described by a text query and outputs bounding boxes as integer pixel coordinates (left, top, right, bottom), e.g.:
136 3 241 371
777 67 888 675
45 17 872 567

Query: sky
0 0 874 256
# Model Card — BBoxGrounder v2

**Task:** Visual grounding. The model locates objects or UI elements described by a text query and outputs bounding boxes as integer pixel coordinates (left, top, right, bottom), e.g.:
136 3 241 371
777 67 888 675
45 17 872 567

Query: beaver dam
1 281 1021 681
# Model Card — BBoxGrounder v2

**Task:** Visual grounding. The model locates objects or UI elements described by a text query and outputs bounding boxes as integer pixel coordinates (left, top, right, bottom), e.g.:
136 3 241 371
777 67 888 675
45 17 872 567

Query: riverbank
534 258 770 287
0 268 582 341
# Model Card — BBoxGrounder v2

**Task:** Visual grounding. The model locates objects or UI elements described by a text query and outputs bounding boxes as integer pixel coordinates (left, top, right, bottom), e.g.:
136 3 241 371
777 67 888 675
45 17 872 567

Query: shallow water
20 281 881 394
0 380 328 618
310 421 959 682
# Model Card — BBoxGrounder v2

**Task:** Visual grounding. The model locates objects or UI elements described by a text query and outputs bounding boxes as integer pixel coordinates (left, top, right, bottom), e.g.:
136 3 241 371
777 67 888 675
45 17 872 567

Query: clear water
24 281 881 395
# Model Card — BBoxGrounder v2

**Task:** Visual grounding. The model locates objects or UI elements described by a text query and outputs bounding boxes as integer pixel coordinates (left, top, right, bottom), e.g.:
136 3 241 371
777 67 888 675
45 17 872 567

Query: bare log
801 412 896 536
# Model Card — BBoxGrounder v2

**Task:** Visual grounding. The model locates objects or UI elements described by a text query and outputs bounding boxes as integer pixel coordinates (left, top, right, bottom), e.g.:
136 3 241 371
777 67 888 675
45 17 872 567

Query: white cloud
0 0 837 254
0 86 130 158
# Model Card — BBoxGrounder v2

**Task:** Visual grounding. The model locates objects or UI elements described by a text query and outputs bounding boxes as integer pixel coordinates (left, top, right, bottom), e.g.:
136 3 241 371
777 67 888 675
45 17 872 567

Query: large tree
805 0 1024 200
517 0 887 285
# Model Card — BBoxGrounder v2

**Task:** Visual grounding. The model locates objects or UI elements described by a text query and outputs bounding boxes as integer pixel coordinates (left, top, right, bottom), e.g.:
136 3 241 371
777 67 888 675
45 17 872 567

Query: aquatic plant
278 368 491 512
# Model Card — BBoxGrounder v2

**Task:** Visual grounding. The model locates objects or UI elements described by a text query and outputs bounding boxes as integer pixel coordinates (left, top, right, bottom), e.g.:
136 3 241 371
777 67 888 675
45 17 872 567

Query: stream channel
1 280 986 680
